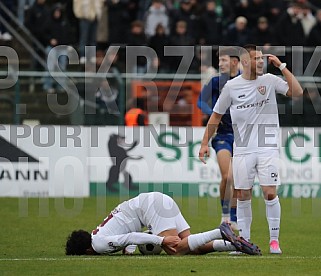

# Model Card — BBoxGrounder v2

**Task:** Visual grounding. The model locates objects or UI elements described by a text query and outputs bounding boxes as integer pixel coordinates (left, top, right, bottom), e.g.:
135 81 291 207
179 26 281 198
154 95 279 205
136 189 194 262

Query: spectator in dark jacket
224 16 250 46
26 0 50 46
169 20 197 73
127 20 148 74
106 0 131 45
275 2 306 46
221 0 238 27
266 0 286 27
149 23 170 72
237 0 269 29
199 0 222 46
43 4 71 93
25 0 50 69
252 16 276 48
170 0 201 43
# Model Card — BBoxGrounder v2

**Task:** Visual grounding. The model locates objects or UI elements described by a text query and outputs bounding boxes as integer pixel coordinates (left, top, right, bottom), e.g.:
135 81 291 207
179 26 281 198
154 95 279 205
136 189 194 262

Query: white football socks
265 196 281 242
237 199 252 241
212 240 235 252
187 229 222 251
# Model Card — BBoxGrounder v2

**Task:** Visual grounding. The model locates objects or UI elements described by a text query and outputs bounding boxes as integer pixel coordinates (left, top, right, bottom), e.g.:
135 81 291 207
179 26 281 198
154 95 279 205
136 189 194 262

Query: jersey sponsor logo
238 94 246 99
236 99 269 109
257 86 266 95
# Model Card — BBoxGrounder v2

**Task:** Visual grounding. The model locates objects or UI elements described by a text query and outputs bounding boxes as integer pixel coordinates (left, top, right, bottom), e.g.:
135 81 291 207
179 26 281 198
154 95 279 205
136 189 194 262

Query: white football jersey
91 192 189 254
214 73 288 155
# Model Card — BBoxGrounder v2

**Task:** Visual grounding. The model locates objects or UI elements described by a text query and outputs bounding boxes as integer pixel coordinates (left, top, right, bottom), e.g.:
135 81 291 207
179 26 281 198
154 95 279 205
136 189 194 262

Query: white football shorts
233 150 281 190
111 192 190 236
143 193 190 235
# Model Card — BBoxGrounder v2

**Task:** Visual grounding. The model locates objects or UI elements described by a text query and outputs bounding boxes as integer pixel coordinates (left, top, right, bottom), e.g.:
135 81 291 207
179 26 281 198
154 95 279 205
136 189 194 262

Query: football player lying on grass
66 192 261 256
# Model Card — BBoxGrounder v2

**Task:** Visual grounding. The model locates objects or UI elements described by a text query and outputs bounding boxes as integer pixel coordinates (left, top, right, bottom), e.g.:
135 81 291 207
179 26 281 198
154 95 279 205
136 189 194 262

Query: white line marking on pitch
0 256 321 261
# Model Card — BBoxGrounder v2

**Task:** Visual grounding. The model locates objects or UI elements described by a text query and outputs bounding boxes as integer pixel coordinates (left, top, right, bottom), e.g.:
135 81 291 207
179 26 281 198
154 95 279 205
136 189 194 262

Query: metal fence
1 70 321 126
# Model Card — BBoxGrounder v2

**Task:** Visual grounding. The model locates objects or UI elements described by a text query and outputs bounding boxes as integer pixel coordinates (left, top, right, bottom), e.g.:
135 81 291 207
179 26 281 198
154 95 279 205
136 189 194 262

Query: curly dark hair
65 230 91 255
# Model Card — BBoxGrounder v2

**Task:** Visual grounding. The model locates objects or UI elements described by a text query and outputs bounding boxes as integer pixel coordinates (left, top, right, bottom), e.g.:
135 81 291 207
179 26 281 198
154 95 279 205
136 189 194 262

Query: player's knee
261 186 277 200
221 174 228 183
220 175 229 187
264 193 277 201
237 189 251 200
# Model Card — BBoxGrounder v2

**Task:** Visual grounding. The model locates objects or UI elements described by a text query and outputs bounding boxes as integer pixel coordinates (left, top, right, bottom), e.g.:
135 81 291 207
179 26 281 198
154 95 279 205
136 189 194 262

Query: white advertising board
1 125 320 198
0 125 89 197
89 126 321 198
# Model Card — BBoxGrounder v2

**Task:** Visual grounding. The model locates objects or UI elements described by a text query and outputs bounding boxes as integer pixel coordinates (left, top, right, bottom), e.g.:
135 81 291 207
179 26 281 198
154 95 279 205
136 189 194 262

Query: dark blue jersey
197 72 240 134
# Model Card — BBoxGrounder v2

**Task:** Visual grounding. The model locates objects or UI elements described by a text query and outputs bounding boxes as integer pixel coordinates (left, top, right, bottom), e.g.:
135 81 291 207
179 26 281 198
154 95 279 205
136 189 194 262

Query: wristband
278 63 286 71
159 236 165 246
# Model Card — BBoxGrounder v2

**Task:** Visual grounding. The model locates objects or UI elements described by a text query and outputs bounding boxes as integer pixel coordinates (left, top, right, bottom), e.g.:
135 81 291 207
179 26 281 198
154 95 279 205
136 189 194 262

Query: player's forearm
201 113 221 146
121 232 164 246
201 125 216 146
198 85 217 115
282 68 303 97
91 232 164 254
198 100 213 115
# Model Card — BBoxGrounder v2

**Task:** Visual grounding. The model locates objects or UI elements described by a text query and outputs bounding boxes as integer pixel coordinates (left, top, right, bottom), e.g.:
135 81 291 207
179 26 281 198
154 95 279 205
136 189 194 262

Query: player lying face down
66 192 261 256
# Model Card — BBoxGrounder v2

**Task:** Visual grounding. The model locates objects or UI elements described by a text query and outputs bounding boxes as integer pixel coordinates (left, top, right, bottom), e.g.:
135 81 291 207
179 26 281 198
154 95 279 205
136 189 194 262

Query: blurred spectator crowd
1 0 321 127
1 0 321 74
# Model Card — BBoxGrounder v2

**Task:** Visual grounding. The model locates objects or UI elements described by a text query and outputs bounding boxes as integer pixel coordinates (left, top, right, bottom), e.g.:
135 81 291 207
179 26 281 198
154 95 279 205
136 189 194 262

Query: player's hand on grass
199 144 210 164
162 236 181 253
122 244 137 255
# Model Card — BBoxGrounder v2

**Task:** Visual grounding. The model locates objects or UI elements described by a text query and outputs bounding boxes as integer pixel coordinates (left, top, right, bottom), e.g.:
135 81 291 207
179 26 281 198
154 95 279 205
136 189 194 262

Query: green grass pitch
1 196 321 275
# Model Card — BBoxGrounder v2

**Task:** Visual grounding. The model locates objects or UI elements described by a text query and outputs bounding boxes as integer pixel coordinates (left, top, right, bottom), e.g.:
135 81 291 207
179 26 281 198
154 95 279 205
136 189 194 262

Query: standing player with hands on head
197 47 241 230
199 45 303 254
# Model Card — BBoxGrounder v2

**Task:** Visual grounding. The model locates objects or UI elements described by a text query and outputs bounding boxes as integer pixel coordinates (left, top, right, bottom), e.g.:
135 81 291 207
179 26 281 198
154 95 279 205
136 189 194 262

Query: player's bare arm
265 54 303 97
199 112 223 164
161 236 181 254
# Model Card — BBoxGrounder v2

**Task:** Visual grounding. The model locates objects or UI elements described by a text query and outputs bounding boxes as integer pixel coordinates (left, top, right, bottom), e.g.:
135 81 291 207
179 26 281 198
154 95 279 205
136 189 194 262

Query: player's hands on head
162 236 181 253
264 54 282 68
199 145 210 164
